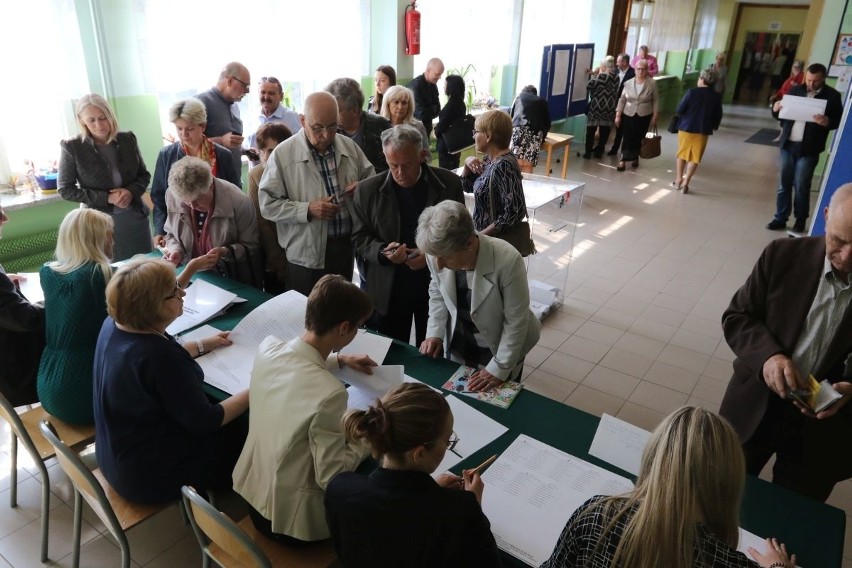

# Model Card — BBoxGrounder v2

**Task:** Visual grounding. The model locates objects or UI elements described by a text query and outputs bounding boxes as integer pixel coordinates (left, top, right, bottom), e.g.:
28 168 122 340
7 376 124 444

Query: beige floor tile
643 360 701 394
568 285 613 307
713 341 737 362
597 348 655 379
692 376 729 406
680 313 724 340
657 344 711 374
650 292 696 313
628 317 678 343
122 506 191 566
668 327 720 356
523 369 579 403
582 366 641 399
143 534 202 568
524 344 553 368
685 395 721 413
542 312 586 334
612 331 667 359
589 307 636 331
629 382 689 414
640 304 688 328
616 402 666 432
539 352 596 382
50 534 139 568
559 299 599 320
555 335 611 364
0 502 99 568
564 385 626 418
702 356 734 381
574 320 625 346
536 327 571 350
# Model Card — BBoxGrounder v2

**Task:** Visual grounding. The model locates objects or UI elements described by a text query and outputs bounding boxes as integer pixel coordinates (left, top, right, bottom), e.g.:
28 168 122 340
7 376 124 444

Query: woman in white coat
417 200 540 392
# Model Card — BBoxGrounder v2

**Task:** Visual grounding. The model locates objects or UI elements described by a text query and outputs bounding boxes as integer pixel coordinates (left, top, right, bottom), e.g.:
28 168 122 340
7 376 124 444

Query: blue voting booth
539 43 595 121
811 85 852 235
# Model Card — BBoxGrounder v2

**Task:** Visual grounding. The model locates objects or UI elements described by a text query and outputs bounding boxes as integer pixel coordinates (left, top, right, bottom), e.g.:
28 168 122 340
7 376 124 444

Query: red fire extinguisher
405 1 420 56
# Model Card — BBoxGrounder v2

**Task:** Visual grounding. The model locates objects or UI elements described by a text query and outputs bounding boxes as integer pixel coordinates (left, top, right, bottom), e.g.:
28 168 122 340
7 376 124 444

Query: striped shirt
310 144 351 238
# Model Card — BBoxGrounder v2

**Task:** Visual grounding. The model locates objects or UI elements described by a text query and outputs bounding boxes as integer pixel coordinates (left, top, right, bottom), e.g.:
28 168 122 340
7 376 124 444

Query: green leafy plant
446 64 478 111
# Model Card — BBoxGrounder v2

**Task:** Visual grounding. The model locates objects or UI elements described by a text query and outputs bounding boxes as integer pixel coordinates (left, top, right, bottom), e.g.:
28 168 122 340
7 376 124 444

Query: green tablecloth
196 272 845 568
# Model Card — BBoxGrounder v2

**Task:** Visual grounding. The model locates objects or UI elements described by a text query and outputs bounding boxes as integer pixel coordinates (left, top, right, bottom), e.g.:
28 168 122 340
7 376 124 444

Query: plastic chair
181 485 271 568
0 393 95 562
39 420 168 568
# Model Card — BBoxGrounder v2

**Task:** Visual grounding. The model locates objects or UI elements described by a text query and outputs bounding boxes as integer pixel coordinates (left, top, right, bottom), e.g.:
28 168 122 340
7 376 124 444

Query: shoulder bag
487 161 535 257
640 127 662 159
442 114 476 154
667 115 680 134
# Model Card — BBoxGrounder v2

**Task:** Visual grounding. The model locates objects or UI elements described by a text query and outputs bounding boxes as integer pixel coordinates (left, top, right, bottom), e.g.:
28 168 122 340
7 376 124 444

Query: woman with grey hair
58 93 152 261
417 200 540 392
380 86 431 161
584 57 619 159
163 156 261 285
671 67 723 194
151 98 241 247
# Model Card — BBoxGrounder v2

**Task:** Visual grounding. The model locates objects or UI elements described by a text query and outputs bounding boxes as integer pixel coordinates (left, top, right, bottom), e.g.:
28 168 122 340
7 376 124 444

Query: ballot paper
433 394 509 477
166 279 238 336
14 272 43 304
345 374 439 412
339 328 393 364
194 291 307 394
737 528 801 567
337 365 404 410
778 94 827 122
588 413 652 476
481 434 634 567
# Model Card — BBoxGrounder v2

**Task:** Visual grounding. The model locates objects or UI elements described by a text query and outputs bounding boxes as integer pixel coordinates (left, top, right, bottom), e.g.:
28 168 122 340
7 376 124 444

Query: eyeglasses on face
472 130 483 136
163 281 182 301
230 76 250 90
425 431 460 453
309 123 339 135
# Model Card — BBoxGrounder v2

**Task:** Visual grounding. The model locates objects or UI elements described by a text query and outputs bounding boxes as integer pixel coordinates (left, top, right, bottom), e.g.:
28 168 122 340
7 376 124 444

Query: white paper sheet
336 365 404 398
338 329 392 364
195 290 307 394
481 434 634 567
166 279 238 335
433 394 509 477
778 94 828 122
588 414 651 476
14 272 43 304
737 528 801 567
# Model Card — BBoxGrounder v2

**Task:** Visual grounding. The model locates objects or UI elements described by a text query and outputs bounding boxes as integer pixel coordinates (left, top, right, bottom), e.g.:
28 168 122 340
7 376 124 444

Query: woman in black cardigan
58 93 152 261
0 206 43 407
434 74 467 170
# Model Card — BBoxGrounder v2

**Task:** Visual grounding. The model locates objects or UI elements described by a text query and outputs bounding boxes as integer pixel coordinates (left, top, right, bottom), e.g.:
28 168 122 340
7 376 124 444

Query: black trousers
620 113 652 162
585 125 611 155
287 236 354 296
610 124 623 152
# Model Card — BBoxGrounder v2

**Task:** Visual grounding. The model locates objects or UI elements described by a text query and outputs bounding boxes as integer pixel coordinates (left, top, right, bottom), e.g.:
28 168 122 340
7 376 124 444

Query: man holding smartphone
720 183 852 502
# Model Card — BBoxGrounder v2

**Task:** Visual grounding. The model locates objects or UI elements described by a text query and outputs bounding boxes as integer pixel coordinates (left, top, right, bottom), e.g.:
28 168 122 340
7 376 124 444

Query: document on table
481 434 634 567
433 394 509 477
166 279 238 336
14 272 43 304
345 373 438 411
588 413 651 476
338 365 404 410
738 528 801 567
194 290 307 394
338 328 393 364
779 94 827 122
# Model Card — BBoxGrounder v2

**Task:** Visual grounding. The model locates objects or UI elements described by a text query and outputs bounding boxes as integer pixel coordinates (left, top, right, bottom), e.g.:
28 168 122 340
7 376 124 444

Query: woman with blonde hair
541 407 796 568
325 382 501 567
380 85 431 161
58 93 152 261
37 208 114 424
151 98 241 247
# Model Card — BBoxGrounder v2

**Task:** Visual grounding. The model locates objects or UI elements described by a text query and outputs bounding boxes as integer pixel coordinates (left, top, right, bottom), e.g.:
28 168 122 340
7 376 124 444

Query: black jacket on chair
0 271 43 406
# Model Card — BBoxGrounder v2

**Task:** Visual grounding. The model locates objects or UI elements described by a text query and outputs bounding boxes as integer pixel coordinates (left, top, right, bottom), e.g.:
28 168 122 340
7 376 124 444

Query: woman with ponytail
325 382 502 567
232 274 375 546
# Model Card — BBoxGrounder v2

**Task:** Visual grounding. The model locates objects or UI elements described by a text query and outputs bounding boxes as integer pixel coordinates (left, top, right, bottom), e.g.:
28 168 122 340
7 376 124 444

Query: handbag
667 115 680 134
487 164 536 257
441 114 476 154
639 127 662 159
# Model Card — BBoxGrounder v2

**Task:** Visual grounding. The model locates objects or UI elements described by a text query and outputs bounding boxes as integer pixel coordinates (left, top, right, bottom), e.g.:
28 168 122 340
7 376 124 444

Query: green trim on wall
111 95 162 185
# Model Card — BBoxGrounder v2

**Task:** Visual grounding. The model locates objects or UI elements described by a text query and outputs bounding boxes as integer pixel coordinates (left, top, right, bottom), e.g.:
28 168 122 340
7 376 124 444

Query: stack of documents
166 279 238 335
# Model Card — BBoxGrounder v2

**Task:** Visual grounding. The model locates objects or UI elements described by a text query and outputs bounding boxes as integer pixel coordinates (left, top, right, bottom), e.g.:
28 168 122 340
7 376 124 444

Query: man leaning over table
258 91 374 296
720 183 852 502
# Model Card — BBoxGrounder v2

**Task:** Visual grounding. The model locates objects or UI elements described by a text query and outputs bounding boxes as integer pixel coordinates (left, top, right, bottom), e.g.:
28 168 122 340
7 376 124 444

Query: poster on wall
832 34 852 67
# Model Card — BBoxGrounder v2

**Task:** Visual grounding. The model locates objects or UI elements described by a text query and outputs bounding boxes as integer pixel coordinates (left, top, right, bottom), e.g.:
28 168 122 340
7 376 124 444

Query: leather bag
441 114 476 154
667 115 680 134
487 166 535 257
640 127 662 159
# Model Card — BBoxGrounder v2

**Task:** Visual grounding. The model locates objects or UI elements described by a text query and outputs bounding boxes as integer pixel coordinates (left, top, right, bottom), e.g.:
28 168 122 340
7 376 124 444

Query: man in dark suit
767 63 843 233
351 124 463 345
607 54 636 156
407 58 444 138
720 183 852 502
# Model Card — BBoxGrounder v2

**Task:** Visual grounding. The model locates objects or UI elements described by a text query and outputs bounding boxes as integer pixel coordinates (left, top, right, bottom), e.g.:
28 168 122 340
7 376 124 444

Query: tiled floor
1 103 849 566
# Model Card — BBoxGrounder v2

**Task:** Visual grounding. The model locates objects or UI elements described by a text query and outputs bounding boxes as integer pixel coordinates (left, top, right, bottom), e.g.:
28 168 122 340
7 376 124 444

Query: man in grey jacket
259 92 374 296
351 125 463 344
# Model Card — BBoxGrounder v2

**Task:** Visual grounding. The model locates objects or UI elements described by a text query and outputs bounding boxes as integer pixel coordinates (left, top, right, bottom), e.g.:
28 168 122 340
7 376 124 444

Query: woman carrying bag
614 60 658 172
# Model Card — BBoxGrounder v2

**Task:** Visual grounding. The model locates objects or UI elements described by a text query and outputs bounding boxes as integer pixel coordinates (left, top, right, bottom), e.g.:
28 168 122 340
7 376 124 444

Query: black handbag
667 115 680 134
441 114 476 154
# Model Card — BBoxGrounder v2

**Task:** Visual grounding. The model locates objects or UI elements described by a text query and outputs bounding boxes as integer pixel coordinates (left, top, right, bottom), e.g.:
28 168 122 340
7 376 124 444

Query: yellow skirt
676 131 710 163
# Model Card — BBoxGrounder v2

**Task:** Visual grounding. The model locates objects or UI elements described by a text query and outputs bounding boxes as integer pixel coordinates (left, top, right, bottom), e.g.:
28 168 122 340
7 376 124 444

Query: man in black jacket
326 78 392 173
351 125 463 345
607 54 635 156
407 58 444 137
767 63 843 233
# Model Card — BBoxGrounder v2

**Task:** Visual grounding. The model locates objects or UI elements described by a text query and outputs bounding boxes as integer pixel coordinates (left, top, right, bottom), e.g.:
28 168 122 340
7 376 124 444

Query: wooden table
542 132 574 179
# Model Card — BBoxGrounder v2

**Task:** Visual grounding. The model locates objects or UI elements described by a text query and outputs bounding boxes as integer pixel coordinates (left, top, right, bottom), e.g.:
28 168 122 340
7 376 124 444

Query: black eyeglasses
425 431 460 455
230 76 250 90
309 123 339 134
163 281 182 301
472 130 483 136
